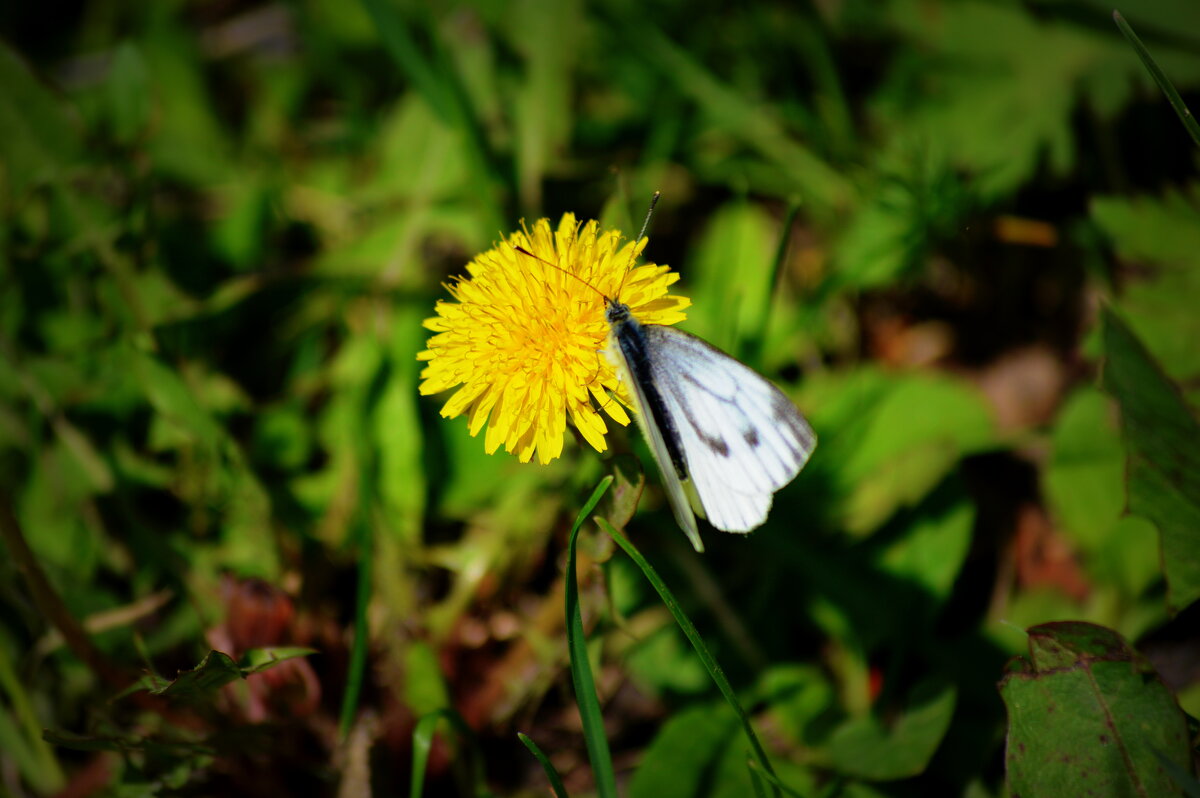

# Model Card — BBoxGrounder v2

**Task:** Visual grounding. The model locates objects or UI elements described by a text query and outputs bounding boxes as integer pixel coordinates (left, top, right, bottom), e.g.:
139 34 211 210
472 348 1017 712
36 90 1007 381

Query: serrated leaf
884 0 1200 198
138 648 313 703
1001 622 1192 797
1102 309 1200 611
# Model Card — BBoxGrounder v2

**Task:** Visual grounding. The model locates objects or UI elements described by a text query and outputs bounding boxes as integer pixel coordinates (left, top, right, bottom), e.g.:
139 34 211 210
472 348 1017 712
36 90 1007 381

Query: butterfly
602 293 817 552
517 198 816 552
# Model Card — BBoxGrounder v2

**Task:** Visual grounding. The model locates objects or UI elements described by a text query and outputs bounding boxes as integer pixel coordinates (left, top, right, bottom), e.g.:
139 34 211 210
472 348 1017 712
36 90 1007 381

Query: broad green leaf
829 679 957 781
1102 309 1200 611
683 201 779 357
1092 187 1200 380
375 307 426 543
129 348 224 451
1043 389 1125 552
19 443 105 581
1045 390 1164 599
760 664 840 749
804 369 994 534
628 702 737 798
874 496 973 604
1001 622 1192 797
624 624 710 696
404 641 450 718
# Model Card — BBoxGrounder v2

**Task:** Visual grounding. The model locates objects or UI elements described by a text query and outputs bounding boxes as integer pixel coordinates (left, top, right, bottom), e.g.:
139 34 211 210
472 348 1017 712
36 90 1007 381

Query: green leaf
1102 308 1200 611
1092 187 1200 380
1045 389 1163 598
624 623 710 696
831 139 968 291
804 370 994 535
1043 389 1126 552
627 702 738 798
105 42 151 144
142 26 234 183
135 648 313 703
883 0 1200 198
603 520 784 797
0 42 80 195
518 732 569 798
1001 622 1193 797
829 679 957 781
683 201 779 357
874 496 974 604
760 664 840 749
617 14 852 212
409 708 489 798
403 641 450 718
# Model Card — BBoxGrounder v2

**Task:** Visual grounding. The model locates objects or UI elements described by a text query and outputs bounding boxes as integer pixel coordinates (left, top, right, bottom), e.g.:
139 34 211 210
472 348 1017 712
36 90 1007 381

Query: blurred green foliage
1 0 1199 795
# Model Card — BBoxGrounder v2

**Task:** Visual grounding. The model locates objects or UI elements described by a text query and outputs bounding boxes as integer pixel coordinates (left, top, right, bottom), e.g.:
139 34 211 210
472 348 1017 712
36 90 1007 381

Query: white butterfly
603 298 817 552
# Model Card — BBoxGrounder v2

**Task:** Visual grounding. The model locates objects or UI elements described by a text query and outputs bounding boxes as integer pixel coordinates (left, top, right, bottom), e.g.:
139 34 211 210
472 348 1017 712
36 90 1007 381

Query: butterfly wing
608 328 706 552
642 325 817 533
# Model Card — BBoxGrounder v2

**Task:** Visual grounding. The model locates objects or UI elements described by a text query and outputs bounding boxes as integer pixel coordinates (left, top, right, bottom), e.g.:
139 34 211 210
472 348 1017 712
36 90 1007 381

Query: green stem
1113 10 1200 148
601 519 784 798
0 495 126 688
565 478 618 798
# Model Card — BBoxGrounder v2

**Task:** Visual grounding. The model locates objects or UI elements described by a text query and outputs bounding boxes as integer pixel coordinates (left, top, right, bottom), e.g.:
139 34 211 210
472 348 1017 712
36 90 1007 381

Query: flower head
418 213 690 464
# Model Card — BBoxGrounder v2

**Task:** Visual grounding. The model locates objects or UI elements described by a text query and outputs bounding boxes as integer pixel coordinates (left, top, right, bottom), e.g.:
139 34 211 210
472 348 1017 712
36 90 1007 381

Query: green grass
1 1 1199 796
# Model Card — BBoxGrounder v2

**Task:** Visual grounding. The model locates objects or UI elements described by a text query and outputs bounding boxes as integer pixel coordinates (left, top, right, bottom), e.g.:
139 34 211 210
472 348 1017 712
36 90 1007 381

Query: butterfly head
604 296 634 328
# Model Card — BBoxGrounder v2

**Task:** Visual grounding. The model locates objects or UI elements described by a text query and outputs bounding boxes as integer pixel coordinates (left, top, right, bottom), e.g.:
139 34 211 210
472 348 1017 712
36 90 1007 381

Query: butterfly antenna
616 191 661 300
635 191 661 247
513 245 609 301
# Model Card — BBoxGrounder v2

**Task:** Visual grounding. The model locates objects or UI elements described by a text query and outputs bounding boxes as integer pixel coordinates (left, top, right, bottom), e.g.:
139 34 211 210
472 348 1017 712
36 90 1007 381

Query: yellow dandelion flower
417 213 690 465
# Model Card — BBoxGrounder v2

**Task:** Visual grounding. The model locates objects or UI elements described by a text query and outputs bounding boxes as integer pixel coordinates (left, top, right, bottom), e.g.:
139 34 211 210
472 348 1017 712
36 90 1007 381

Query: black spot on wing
677 371 734 456
744 427 760 447
688 412 730 456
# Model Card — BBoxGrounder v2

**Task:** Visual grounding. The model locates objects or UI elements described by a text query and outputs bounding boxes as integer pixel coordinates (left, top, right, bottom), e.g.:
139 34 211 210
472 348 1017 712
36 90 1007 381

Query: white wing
609 331 705 552
642 325 817 534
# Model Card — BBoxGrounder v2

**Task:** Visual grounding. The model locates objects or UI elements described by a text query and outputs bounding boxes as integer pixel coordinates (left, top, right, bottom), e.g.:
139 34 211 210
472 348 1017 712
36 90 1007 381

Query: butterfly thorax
603 298 689 482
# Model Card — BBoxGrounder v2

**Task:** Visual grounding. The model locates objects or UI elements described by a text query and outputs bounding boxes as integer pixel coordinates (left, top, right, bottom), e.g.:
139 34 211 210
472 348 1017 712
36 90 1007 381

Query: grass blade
748 758 813 797
565 477 618 798
410 708 488 798
338 534 372 739
1113 10 1200 148
600 519 783 798
518 732 570 798
358 0 504 231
